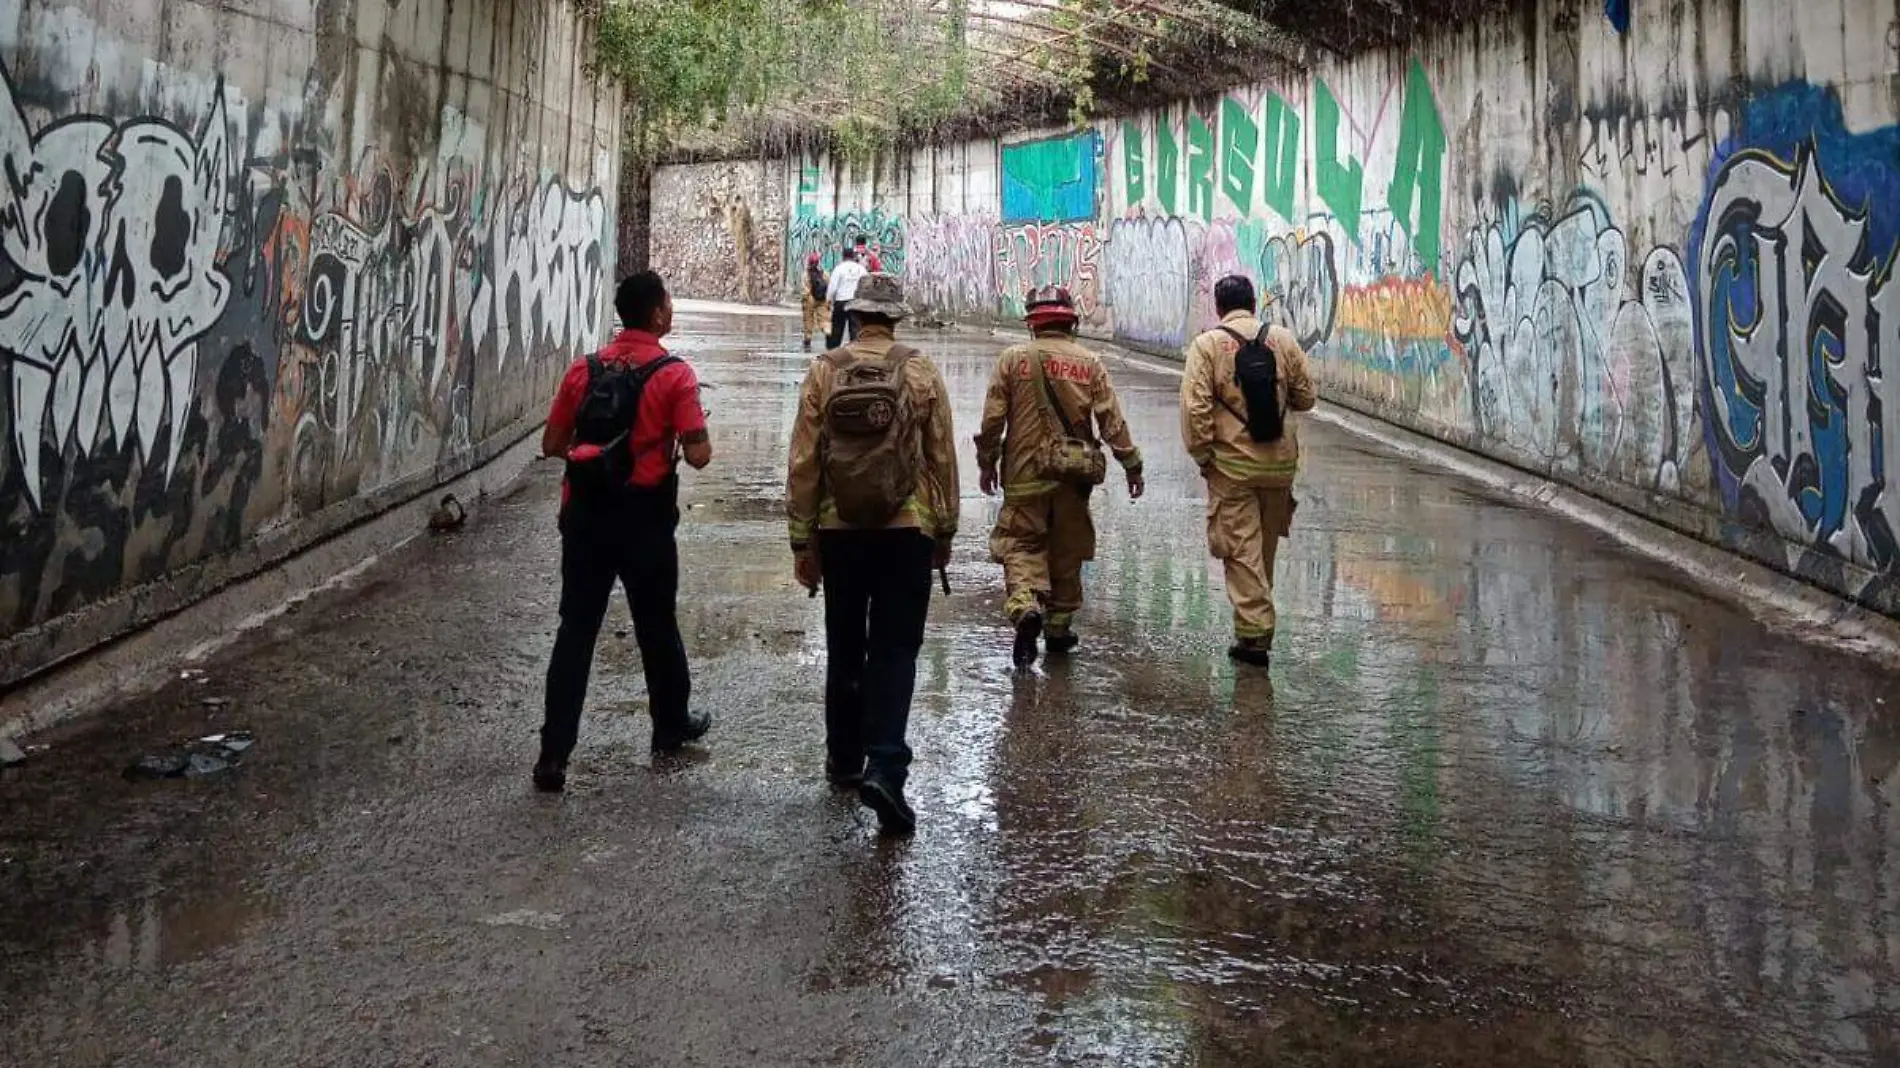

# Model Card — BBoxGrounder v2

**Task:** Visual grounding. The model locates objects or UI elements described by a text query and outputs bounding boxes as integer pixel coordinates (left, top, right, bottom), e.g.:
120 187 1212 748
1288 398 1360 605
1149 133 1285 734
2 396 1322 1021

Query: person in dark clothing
534 272 713 792
787 273 959 836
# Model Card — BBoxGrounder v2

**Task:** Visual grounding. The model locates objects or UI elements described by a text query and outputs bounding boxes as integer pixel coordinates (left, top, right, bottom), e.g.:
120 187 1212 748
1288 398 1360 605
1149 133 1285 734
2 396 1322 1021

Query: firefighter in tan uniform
975 286 1144 668
786 272 958 836
799 252 829 351
1181 274 1316 668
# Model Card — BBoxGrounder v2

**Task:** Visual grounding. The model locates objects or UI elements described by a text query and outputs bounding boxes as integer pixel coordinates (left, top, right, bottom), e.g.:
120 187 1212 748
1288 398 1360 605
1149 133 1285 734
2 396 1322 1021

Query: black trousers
826 301 861 349
819 529 934 789
541 484 691 761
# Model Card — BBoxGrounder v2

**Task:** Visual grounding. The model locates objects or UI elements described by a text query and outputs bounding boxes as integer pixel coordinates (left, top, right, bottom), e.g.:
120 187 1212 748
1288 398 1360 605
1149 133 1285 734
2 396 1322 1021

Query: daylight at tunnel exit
4 0 1900 1065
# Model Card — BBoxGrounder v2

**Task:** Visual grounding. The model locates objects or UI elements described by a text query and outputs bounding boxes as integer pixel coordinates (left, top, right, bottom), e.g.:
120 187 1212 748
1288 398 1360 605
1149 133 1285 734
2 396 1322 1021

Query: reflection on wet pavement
3 305 1898 1066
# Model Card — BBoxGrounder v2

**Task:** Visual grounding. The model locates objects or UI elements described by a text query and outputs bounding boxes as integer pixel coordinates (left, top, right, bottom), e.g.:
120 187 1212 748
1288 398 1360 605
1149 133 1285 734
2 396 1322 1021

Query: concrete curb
1084 338 1900 672
0 432 547 739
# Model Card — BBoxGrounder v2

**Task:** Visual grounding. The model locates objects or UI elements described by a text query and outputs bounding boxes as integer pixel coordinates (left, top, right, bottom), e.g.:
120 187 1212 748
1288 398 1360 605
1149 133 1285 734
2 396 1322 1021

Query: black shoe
825 756 865 789
802 338 812 352
1228 636 1273 668
1013 612 1044 668
858 777 916 836
532 754 567 793
1046 631 1079 655
652 710 712 752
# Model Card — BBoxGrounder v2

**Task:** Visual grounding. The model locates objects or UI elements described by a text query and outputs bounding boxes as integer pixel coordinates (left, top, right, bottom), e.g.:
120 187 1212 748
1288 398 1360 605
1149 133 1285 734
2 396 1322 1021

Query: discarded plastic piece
200 731 255 754
126 753 191 779
184 752 232 778
202 696 233 711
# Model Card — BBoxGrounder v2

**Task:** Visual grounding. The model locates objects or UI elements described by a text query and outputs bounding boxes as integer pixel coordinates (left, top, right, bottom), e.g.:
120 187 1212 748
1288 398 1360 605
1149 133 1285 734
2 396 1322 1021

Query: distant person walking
974 286 1144 667
534 271 713 792
824 247 868 349
853 235 882 273
787 273 959 835
1180 274 1316 669
800 252 829 352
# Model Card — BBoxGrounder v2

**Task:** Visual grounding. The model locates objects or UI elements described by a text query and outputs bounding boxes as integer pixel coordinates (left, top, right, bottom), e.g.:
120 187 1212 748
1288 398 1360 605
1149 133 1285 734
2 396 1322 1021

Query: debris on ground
124 731 256 781
0 737 26 767
428 493 468 533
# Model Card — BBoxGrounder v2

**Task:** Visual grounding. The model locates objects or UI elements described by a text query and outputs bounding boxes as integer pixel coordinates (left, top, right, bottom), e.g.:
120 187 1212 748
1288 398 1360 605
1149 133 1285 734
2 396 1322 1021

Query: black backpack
808 268 826 302
565 352 681 500
1219 325 1285 443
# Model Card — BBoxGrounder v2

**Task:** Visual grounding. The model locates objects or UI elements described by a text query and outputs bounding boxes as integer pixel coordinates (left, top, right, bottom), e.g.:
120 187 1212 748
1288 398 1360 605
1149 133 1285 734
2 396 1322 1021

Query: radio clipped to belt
1029 350 1107 487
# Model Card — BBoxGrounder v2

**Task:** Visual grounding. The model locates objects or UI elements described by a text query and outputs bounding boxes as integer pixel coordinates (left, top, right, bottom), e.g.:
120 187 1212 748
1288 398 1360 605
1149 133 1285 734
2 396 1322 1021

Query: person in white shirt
824 248 869 349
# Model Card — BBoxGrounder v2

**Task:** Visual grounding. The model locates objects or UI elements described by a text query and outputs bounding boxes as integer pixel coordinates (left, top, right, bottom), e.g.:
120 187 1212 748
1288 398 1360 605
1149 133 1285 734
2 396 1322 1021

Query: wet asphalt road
4 304 1900 1067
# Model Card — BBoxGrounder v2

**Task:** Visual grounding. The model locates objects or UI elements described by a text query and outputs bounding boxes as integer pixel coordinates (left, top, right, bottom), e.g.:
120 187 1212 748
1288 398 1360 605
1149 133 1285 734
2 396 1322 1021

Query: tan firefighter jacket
1181 309 1317 488
786 325 961 548
974 332 1142 498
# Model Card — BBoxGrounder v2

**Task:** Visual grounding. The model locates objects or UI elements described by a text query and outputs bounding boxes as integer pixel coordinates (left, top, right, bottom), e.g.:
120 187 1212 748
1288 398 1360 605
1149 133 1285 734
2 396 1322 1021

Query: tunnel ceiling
649 0 1519 161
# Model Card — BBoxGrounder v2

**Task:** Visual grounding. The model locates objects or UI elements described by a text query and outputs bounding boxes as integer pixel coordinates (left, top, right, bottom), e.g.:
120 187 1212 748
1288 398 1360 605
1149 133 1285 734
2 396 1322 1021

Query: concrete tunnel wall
651 0 1900 620
0 0 622 686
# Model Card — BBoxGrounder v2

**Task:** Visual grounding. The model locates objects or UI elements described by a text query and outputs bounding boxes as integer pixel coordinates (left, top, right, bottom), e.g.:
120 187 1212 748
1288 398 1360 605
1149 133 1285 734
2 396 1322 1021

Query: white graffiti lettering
905 214 998 318
1452 192 1695 490
1105 216 1192 347
466 181 605 369
1262 232 1339 350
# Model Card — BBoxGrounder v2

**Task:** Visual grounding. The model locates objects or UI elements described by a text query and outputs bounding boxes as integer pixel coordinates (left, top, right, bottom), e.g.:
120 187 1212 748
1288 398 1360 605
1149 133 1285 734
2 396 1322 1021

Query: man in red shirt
534 271 713 792
853 235 881 273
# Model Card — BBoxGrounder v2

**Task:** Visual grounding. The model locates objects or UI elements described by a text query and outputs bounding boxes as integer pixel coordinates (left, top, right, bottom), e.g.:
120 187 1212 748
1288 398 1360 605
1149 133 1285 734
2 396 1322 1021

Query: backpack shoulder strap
1218 324 1250 346
585 352 603 383
632 353 681 382
1026 343 1085 441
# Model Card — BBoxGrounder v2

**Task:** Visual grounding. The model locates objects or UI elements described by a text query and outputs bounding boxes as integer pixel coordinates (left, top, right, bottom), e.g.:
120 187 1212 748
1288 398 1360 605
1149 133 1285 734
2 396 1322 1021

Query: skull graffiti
0 72 234 509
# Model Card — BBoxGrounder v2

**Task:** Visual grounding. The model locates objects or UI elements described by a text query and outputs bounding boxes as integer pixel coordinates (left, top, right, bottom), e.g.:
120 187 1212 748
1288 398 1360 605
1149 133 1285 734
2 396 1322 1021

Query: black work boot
1045 630 1079 655
531 753 568 793
1013 611 1044 668
652 710 713 752
1228 635 1273 668
859 777 916 836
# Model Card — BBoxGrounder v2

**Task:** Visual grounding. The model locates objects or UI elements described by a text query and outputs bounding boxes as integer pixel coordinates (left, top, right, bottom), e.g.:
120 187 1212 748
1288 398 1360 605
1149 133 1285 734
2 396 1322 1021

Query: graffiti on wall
1452 191 1695 490
905 214 998 318
784 210 906 293
0 51 610 637
1001 131 1100 224
0 72 236 508
1104 216 1193 347
1261 232 1339 349
1693 81 1900 577
994 222 1105 325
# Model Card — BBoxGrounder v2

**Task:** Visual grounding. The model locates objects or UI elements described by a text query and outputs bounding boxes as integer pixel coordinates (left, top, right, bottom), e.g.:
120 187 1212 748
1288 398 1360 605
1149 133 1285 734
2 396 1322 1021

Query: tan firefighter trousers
1205 469 1295 640
989 486 1095 634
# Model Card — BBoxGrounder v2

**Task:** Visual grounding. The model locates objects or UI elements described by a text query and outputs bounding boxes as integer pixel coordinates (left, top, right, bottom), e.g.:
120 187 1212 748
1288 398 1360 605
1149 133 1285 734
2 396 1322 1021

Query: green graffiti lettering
1188 113 1215 221
1387 57 1447 270
1261 93 1299 221
1122 120 1146 207
1314 79 1363 239
1219 97 1258 215
1157 117 1180 215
